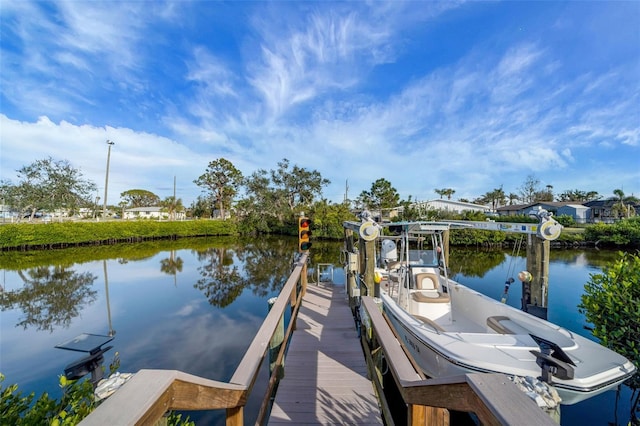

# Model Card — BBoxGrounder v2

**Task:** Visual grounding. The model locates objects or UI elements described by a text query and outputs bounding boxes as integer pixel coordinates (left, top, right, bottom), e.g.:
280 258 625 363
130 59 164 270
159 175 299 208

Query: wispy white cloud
0 114 205 199
187 47 238 99
1 1 638 203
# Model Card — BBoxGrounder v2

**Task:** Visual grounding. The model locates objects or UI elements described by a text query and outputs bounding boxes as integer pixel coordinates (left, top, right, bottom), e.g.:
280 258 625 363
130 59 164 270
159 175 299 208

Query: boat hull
381 288 636 405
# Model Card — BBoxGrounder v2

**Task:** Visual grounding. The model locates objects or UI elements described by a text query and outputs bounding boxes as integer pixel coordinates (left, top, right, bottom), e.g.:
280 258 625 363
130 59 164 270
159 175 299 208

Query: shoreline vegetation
1 217 639 251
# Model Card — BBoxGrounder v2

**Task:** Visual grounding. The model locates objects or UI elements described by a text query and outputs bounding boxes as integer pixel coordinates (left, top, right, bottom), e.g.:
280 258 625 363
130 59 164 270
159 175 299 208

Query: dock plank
268 282 382 425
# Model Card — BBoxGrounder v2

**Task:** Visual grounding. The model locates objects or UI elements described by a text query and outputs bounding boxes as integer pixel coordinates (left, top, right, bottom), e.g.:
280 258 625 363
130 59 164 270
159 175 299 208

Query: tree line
1 157 637 232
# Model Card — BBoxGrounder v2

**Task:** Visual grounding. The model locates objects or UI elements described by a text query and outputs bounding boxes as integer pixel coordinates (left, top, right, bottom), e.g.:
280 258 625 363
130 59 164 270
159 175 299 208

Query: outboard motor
380 239 397 265
529 334 575 384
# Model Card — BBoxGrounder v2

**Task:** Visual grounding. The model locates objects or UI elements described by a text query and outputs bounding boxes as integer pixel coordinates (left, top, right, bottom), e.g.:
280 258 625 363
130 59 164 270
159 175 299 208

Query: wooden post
359 236 376 297
268 297 284 378
300 261 308 297
290 275 297 307
344 229 357 302
408 404 449 426
442 230 450 270
525 235 549 320
226 406 243 426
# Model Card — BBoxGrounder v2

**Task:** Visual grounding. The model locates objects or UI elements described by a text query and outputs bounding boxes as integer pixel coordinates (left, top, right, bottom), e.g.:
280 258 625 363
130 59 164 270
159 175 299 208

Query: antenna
344 179 349 203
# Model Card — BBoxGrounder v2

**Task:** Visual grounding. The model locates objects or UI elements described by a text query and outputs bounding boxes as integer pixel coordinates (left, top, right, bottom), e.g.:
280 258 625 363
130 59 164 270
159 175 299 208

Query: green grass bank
2 217 638 251
0 220 237 250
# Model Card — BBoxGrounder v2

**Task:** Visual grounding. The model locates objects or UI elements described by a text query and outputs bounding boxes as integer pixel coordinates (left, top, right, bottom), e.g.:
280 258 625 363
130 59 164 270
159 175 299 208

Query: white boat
356 219 636 405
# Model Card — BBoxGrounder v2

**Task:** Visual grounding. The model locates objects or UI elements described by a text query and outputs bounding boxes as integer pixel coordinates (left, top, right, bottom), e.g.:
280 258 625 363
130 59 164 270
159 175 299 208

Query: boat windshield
408 249 439 267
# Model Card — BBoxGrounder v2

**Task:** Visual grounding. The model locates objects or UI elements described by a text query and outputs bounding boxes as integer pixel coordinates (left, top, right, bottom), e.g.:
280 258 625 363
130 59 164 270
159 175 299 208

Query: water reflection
103 260 115 337
0 240 633 425
0 265 97 331
448 248 507 278
160 249 184 287
194 239 302 307
195 247 245 307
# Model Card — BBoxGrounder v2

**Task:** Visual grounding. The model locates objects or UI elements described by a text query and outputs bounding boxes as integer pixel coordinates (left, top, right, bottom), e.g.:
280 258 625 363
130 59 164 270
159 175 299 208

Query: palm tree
435 188 455 200
443 188 456 200
160 196 184 221
611 189 638 219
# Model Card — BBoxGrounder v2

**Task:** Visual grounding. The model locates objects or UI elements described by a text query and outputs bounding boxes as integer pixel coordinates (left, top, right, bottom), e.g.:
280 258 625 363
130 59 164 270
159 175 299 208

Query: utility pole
103 140 115 219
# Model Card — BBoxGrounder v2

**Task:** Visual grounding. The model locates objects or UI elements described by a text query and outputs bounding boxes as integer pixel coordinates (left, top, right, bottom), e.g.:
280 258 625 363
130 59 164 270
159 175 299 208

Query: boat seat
487 316 577 348
411 273 450 303
486 316 530 335
386 260 401 271
415 273 440 290
412 291 451 303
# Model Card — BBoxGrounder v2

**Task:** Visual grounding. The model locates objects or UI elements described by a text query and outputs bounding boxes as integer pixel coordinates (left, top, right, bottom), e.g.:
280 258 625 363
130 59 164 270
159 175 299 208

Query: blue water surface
0 241 636 425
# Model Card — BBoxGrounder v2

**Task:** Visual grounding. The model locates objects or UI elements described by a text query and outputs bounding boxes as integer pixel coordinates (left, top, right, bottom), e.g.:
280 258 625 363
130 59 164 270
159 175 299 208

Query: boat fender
509 375 562 415
94 371 135 401
518 270 533 283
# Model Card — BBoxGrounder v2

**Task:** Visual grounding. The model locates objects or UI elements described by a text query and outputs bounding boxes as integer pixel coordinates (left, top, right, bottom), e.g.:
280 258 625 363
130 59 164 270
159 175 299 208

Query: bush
555 214 576 227
578 251 640 420
450 229 507 246
1 373 95 425
0 372 195 425
584 217 640 247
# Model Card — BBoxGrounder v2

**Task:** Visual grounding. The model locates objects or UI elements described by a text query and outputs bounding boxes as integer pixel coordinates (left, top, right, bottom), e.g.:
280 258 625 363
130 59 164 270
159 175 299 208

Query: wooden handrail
255 275 305 423
80 253 309 426
80 370 246 425
230 255 306 389
360 296 556 426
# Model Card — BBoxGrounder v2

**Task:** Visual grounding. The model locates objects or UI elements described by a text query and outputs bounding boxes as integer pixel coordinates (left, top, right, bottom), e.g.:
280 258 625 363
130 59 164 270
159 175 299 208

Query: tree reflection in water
193 238 296 307
160 249 184 286
0 266 97 332
449 248 508 278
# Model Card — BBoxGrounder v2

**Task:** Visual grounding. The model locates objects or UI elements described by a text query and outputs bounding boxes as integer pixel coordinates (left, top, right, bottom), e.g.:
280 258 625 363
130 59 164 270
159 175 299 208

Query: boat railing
79 253 310 426
359 296 557 426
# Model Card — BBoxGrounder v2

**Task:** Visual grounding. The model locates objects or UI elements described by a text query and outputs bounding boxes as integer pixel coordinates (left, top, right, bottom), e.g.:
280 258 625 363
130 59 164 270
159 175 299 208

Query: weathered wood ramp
268 282 383 425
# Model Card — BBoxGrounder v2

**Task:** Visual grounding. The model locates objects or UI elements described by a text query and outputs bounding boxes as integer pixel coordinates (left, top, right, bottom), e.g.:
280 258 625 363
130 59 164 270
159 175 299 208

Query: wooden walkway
268 281 383 425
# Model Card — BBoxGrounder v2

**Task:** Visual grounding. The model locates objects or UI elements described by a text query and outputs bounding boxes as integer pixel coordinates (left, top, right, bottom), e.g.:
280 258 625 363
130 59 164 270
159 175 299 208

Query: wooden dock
268 281 383 425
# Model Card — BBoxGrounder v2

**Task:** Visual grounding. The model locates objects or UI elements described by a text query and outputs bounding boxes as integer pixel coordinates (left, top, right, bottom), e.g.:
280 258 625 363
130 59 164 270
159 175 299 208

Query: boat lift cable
501 235 524 303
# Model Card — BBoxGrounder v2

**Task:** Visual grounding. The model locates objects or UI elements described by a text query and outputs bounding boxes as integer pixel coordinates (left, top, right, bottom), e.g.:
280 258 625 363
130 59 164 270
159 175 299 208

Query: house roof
125 206 163 212
558 204 589 210
417 199 489 209
497 201 586 211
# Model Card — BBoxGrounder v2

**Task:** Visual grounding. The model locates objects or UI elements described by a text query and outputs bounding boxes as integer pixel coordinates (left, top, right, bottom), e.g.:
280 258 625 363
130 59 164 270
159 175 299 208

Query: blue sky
1 1 638 207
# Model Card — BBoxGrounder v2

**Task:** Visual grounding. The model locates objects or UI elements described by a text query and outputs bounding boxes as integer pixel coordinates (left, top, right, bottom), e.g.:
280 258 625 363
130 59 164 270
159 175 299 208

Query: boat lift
449 207 562 319
343 207 563 320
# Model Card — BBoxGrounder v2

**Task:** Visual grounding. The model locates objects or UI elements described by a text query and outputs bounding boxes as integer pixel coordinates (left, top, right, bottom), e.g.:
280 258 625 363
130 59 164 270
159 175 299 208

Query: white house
124 206 185 220
557 204 589 224
497 202 591 223
412 199 489 215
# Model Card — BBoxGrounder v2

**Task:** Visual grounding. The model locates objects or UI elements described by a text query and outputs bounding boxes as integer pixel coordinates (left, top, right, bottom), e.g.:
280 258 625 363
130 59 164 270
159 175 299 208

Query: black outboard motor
529 334 576 384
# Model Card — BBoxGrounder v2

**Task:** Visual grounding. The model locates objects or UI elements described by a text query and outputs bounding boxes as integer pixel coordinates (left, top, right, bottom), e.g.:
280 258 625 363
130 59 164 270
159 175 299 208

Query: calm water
0 238 636 425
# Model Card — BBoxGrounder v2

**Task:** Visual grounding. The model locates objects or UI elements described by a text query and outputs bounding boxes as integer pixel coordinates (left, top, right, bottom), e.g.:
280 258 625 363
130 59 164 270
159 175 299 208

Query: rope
501 235 524 303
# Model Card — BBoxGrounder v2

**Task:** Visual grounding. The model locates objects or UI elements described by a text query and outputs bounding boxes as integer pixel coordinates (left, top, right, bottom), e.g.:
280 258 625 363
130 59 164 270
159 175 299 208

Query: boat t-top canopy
343 220 473 237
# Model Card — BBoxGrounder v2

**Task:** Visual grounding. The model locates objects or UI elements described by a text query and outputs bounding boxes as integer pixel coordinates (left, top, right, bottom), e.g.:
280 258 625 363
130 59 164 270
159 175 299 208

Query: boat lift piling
343 218 381 304
524 236 551 319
